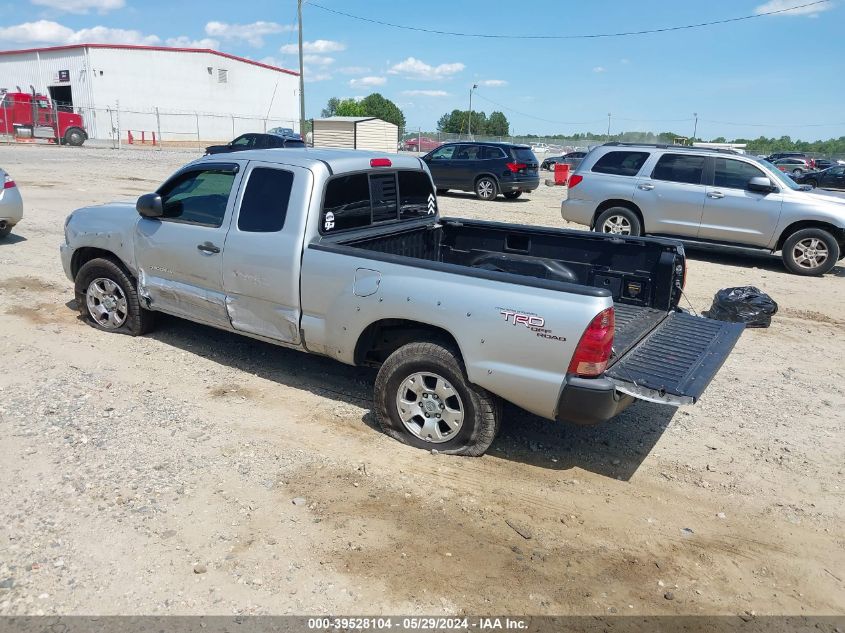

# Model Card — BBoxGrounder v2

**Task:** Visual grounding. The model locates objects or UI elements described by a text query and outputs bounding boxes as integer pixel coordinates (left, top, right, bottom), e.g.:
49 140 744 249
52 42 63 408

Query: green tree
486 111 510 137
334 98 365 117
358 93 406 129
320 97 341 118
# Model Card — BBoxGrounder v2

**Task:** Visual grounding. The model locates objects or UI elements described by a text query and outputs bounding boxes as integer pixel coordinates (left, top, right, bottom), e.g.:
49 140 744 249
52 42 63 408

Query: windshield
752 156 801 190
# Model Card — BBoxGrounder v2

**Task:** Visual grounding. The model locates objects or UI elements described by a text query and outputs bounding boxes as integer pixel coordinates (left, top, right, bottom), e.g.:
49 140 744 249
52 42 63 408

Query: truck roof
195 148 424 176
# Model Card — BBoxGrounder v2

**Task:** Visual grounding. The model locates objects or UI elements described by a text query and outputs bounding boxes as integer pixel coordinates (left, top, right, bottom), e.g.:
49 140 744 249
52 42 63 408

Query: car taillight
568 307 614 377
3 175 15 189
568 174 583 188
370 158 392 167
506 162 526 172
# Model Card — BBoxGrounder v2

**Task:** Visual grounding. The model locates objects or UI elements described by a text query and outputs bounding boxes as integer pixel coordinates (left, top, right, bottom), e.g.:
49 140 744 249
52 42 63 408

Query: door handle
638 183 655 191
707 191 725 199
197 242 220 254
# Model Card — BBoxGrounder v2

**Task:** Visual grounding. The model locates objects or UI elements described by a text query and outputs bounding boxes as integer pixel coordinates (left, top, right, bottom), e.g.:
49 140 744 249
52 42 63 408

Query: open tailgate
606 311 744 405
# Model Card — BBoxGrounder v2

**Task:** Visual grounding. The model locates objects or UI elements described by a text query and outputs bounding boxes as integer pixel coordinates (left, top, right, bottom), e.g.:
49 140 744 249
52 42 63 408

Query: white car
0 167 23 239
530 143 550 153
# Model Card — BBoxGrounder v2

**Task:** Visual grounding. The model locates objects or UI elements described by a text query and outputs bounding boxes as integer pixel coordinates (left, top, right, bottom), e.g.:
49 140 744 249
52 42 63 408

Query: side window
453 145 480 160
713 159 765 189
591 151 649 177
429 145 455 160
322 174 371 232
238 168 294 233
481 146 505 160
157 169 236 227
651 153 706 185
829 167 845 177
398 170 436 219
231 135 252 148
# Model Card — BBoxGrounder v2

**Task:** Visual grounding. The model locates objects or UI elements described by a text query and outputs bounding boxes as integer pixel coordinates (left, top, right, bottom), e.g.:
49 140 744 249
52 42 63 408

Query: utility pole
467 84 477 138
297 0 306 138
692 112 699 141
606 113 611 141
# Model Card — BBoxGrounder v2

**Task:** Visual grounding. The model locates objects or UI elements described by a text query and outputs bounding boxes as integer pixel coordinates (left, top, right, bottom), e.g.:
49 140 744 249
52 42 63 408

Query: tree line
436 110 510 136
320 94 406 129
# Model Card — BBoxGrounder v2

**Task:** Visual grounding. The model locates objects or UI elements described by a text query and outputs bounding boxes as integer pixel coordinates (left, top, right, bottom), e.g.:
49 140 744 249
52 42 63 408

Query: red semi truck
0 88 87 146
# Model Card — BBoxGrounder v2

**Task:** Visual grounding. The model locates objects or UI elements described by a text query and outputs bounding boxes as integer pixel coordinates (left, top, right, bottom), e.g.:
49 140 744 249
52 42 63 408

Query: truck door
134 162 244 327
221 161 313 345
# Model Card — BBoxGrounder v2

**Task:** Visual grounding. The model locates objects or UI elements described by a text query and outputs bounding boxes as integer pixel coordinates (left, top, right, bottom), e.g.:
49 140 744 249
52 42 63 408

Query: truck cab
0 89 87 146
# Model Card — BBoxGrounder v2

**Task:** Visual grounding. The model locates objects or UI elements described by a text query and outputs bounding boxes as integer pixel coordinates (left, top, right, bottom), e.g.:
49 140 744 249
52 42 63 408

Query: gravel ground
0 145 843 617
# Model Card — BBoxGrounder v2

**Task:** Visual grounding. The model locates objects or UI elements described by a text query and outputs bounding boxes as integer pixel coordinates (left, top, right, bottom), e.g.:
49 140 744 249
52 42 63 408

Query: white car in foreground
0 167 23 238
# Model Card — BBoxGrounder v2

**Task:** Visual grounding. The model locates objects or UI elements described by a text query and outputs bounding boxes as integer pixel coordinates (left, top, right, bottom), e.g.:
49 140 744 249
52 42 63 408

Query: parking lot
1 145 844 616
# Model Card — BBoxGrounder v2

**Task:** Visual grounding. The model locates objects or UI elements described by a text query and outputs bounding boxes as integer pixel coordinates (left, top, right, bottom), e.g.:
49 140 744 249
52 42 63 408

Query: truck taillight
505 162 526 172
568 307 614 377
3 175 15 189
568 174 583 188
370 158 392 167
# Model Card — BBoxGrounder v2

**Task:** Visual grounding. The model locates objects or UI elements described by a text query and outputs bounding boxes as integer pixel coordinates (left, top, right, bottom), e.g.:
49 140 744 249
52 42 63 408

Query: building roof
317 116 388 123
0 44 298 76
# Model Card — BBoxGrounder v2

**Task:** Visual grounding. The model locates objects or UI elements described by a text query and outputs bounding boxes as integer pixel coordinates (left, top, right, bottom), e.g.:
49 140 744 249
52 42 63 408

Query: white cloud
303 54 334 66
280 39 345 54
30 0 124 14
620 58 630 64
388 56 465 81
337 66 371 75
166 35 220 49
479 79 507 87
754 0 834 15
306 71 332 83
0 20 161 45
349 76 386 87
204 21 292 47
593 66 606 73
402 89 449 97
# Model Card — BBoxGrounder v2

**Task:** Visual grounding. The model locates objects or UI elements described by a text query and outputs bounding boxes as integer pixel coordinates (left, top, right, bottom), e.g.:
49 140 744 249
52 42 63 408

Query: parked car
542 151 587 171
266 127 300 139
0 167 23 239
766 152 808 163
792 165 845 191
561 143 845 275
773 157 811 175
530 143 550 153
423 142 540 200
205 132 305 155
812 158 834 170
59 150 742 455
402 136 442 152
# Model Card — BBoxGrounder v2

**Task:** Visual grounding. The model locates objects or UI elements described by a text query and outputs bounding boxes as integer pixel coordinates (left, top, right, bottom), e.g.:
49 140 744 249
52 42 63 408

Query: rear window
651 154 706 185
510 147 537 162
591 151 649 177
321 170 435 234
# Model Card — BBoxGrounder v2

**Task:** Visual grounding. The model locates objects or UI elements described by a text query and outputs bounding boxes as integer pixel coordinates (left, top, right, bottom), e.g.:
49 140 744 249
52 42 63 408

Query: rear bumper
560 198 594 226
555 375 634 426
501 176 540 192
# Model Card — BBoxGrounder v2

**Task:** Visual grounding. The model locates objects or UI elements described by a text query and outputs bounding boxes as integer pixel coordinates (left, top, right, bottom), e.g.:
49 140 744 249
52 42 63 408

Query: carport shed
312 116 398 153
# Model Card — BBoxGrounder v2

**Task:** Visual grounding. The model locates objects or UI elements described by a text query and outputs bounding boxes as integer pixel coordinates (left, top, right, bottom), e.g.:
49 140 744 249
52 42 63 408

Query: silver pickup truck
61 149 744 456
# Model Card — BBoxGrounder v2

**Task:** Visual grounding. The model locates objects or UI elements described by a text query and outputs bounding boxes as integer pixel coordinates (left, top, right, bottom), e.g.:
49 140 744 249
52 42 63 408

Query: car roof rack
602 142 739 155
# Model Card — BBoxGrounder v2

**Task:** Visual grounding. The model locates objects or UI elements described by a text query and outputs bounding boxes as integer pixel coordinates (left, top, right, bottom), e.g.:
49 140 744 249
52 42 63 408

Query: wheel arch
71 247 133 281
592 199 644 231
474 172 500 187
776 220 845 251
354 318 463 368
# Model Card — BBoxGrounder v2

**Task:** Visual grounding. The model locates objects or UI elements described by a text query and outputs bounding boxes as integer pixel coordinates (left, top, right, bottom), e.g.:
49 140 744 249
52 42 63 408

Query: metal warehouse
0 44 300 142
313 116 399 154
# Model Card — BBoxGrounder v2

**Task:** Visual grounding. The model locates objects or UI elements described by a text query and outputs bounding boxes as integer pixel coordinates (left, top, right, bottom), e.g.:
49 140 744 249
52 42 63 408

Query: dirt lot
0 145 843 617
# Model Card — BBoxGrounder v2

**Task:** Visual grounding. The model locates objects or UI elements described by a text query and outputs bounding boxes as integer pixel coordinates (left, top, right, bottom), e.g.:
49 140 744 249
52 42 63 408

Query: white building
0 44 299 142
313 117 399 154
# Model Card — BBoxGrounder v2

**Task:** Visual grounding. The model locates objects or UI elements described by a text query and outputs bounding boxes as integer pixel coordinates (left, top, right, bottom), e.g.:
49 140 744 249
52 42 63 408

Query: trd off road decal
498 308 566 342
324 211 335 231
427 193 436 215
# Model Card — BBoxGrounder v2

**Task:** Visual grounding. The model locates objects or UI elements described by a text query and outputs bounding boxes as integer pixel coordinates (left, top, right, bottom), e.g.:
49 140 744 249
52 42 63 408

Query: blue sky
1 0 842 139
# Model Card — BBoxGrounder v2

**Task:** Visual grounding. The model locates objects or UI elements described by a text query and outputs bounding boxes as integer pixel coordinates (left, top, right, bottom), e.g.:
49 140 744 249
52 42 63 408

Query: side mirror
137 193 163 218
747 176 776 194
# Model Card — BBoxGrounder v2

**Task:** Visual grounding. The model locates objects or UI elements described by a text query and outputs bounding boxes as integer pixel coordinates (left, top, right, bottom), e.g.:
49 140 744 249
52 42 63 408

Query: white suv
561 143 845 275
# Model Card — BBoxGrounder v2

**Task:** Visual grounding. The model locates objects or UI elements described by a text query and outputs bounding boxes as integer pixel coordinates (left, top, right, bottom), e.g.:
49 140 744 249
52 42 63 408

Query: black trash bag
703 286 778 328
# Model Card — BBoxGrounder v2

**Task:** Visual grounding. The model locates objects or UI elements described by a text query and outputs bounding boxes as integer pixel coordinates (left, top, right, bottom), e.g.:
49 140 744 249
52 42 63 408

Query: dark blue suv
422 142 540 200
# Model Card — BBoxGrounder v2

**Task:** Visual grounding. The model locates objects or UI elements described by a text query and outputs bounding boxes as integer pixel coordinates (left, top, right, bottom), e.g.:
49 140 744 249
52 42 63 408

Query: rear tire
792 168 803 176
474 176 498 200
436 188 448 195
64 128 85 147
75 257 155 335
503 191 522 199
374 341 501 456
594 207 642 237
806 179 818 189
781 228 839 276
0 224 11 239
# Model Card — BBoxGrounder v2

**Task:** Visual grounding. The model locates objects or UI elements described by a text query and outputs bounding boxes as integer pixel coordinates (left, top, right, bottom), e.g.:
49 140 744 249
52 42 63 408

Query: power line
305 1 831 39
702 118 845 128
472 93 605 126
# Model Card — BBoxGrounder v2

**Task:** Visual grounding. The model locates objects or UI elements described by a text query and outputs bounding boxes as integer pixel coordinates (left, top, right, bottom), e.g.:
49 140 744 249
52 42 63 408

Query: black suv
205 132 305 155
422 142 540 200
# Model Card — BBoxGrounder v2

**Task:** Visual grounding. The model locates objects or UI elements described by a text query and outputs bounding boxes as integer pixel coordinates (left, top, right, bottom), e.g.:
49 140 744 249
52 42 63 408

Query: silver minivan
561 143 845 275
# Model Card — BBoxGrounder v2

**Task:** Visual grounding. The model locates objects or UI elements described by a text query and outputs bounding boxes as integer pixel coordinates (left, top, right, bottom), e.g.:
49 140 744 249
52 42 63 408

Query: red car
402 136 442 152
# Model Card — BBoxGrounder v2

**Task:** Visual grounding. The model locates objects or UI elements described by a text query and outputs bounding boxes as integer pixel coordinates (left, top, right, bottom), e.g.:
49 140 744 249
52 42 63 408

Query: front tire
792 168 803 176
374 341 501 456
75 257 155 335
781 228 839 276
806 179 818 189
474 176 498 200
503 191 522 199
64 128 85 147
594 207 642 236
436 188 448 195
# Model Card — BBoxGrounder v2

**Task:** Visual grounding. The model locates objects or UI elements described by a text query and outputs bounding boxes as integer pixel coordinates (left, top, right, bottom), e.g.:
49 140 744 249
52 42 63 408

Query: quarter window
651 154 706 185
398 170 436 219
157 168 236 227
323 174 371 232
713 159 765 189
481 146 506 160
591 151 649 177
238 168 294 232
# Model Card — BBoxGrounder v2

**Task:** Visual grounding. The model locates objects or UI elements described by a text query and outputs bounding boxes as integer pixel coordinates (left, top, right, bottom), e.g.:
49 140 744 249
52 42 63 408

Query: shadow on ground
0 233 27 245
144 314 674 480
683 245 845 278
